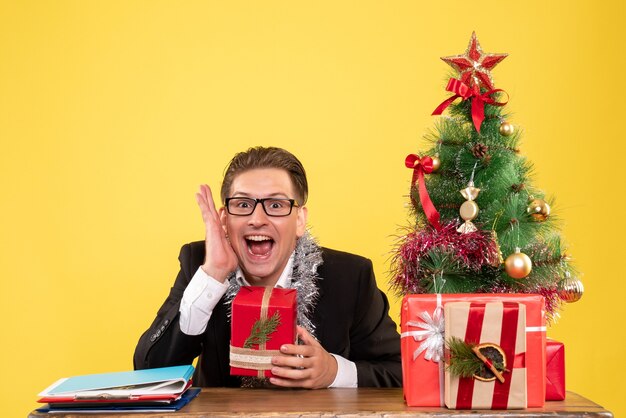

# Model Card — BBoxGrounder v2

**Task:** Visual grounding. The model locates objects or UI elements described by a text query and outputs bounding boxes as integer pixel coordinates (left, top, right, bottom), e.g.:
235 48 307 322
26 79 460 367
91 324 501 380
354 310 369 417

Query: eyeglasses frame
224 197 299 217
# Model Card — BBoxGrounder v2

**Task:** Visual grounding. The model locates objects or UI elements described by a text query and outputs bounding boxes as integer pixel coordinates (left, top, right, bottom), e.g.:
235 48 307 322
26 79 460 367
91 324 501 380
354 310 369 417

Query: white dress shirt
179 256 358 388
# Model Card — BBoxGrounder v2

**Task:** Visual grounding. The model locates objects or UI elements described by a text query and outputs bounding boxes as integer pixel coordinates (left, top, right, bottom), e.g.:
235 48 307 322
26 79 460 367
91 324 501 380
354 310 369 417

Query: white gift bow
404 306 445 362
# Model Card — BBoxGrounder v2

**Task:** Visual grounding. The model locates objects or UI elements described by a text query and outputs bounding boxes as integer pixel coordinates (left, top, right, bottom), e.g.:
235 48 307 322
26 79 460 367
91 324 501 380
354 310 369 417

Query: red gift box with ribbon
545 339 566 400
230 286 297 377
444 301 527 409
400 294 546 407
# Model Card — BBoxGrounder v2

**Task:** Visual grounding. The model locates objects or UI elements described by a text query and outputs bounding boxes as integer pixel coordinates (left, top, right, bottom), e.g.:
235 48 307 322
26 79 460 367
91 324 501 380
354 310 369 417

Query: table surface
29 388 613 417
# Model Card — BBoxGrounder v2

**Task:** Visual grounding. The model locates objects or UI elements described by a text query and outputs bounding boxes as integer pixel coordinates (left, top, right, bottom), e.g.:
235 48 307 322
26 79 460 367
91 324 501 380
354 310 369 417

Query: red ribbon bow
405 154 441 230
432 78 508 133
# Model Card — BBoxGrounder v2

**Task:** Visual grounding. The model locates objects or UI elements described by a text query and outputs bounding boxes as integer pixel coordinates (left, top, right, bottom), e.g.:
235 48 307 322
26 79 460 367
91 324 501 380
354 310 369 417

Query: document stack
36 365 199 413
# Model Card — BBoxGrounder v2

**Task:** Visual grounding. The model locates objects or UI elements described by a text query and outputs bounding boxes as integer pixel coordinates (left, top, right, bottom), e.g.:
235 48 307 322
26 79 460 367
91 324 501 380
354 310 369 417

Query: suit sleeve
350 258 403 387
133 243 204 369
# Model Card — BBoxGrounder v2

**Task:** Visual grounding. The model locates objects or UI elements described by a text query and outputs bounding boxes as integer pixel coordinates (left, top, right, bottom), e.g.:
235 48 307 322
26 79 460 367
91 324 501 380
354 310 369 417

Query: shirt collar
234 253 294 289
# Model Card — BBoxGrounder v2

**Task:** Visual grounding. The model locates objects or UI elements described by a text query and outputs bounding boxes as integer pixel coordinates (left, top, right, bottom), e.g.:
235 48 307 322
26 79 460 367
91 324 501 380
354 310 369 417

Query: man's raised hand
195 184 238 282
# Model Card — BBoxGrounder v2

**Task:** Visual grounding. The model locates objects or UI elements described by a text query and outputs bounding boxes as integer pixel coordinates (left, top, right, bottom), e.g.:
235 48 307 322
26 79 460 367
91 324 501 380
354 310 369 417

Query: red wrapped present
545 339 565 400
230 286 297 377
444 301 527 409
400 294 546 407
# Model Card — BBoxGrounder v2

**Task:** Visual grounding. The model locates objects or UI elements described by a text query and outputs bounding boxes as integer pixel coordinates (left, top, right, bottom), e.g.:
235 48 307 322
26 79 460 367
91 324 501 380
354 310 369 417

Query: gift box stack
401 294 544 408
391 32 579 410
229 286 297 378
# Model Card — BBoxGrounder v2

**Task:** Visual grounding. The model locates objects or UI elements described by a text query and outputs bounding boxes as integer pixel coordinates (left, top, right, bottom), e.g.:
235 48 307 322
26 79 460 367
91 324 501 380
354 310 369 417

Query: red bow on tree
432 78 507 133
405 154 441 230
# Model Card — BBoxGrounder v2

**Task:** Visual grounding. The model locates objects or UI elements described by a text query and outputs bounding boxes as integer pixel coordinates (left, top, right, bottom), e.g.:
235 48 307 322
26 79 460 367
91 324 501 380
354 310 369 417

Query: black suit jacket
133 242 402 387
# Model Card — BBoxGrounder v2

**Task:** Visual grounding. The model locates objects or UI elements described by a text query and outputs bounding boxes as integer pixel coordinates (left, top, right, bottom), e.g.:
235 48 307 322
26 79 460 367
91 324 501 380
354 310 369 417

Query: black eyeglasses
225 197 299 217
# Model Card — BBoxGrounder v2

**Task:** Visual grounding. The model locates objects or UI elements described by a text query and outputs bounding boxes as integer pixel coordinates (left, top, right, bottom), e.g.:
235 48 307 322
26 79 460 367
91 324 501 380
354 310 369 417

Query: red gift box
444 301 527 409
229 286 297 378
545 339 565 400
401 294 546 407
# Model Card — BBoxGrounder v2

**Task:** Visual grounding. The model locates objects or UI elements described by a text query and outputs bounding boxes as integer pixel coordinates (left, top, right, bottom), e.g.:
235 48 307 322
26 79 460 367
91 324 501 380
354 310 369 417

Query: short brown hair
220 147 308 205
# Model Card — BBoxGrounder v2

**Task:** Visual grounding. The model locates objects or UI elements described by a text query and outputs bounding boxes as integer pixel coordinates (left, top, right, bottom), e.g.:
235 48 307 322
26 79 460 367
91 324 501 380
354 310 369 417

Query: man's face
220 168 307 286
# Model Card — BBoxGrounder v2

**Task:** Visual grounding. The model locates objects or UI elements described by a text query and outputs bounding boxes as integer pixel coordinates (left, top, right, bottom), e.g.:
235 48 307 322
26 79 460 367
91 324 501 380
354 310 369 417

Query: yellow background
1 1 624 416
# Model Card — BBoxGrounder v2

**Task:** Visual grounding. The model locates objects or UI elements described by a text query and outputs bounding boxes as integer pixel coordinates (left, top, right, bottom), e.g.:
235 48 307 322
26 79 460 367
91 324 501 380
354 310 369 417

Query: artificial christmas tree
392 32 582 318
394 32 582 408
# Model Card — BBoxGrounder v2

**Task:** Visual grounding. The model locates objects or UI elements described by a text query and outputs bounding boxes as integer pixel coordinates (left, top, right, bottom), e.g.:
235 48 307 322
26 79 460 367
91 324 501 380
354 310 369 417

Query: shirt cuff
328 354 358 388
179 267 230 335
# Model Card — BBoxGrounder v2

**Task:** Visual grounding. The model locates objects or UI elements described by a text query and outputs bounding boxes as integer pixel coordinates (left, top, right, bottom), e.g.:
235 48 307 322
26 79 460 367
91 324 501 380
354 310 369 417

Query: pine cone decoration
511 183 526 193
471 143 489 159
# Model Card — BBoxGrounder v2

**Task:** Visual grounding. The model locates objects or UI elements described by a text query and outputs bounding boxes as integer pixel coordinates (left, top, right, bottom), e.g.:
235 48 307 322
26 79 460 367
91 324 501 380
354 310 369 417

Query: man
134 147 402 388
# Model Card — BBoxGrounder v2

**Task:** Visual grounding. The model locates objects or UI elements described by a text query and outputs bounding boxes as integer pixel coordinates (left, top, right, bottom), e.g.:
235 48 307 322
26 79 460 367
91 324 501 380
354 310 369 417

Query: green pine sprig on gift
446 336 505 380
446 336 483 378
243 311 281 349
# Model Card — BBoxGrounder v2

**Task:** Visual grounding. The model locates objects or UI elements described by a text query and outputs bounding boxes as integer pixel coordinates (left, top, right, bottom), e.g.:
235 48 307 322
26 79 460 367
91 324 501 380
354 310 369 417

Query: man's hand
195 184 238 282
269 326 338 389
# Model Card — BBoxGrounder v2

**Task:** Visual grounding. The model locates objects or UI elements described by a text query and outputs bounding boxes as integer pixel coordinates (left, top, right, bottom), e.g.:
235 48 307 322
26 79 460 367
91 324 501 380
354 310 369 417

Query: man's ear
219 207 228 235
296 206 308 238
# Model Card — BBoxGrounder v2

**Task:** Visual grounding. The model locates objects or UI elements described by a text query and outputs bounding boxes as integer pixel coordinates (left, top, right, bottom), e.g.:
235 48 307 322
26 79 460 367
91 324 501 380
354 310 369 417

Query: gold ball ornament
504 248 532 279
527 198 550 221
431 155 441 172
499 121 515 136
559 272 584 303
459 200 479 221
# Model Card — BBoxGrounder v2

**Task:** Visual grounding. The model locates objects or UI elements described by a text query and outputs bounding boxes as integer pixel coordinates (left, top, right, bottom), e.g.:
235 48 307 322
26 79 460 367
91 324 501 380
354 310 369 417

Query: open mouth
245 235 274 257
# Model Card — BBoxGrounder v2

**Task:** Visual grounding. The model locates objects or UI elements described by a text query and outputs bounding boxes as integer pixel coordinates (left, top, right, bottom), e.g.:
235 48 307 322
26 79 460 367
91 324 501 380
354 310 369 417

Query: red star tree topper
441 31 507 90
